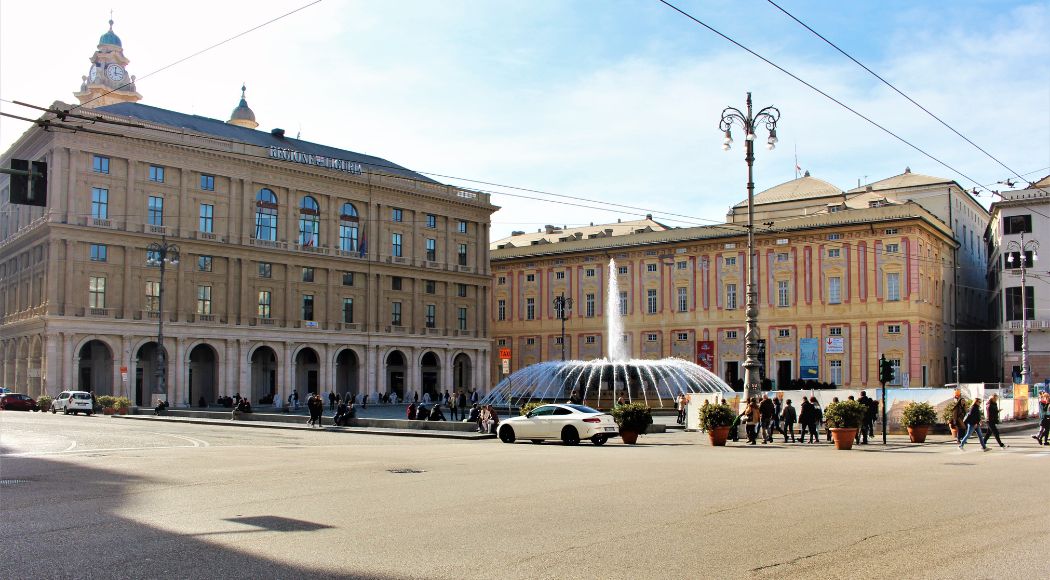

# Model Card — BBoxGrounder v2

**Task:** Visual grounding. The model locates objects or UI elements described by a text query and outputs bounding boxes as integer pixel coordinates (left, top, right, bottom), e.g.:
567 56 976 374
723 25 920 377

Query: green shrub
900 401 937 427
37 395 53 411
96 395 117 409
520 402 544 416
114 396 131 410
610 402 653 434
941 398 971 425
698 402 735 430
824 400 866 428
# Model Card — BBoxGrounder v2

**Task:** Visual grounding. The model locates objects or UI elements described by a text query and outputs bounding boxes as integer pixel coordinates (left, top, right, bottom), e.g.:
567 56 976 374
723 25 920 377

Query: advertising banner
799 338 819 380
696 341 715 371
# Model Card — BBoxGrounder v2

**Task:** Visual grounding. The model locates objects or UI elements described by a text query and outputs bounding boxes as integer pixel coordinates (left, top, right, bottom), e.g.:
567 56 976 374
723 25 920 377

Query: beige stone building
0 21 497 405
491 177 960 390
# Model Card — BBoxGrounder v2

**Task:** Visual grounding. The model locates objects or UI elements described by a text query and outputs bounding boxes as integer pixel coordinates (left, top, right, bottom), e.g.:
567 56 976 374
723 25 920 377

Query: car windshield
73 393 92 399
566 404 599 414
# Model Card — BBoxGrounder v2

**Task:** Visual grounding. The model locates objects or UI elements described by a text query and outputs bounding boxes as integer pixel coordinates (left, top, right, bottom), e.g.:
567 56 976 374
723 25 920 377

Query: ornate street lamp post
1005 232 1039 385
553 293 573 361
146 238 180 404
720 92 780 402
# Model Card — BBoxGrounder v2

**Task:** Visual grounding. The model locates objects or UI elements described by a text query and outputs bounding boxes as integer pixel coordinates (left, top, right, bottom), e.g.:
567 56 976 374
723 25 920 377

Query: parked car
51 391 95 415
0 393 38 411
497 403 619 445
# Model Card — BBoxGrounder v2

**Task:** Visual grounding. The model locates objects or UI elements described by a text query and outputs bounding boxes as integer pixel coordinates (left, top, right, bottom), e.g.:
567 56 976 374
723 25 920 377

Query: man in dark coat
306 392 324 427
781 399 797 443
457 391 468 420
857 391 873 444
758 394 776 443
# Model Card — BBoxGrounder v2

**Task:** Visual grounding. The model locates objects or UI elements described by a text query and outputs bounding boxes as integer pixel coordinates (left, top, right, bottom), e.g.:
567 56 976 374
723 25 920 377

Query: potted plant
941 397 970 439
900 401 937 443
610 402 653 444
36 395 52 413
698 402 735 446
824 400 867 450
97 395 117 415
114 396 131 415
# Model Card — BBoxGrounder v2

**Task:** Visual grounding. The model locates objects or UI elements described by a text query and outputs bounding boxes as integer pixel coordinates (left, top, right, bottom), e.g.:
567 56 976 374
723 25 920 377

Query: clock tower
74 18 142 108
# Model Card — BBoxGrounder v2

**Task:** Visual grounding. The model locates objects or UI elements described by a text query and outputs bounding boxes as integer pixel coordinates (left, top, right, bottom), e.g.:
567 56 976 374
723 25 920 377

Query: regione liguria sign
269 146 364 175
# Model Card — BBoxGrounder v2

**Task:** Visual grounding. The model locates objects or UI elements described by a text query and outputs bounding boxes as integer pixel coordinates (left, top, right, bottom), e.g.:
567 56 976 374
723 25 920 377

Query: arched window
298 196 320 247
339 202 359 253
254 188 278 241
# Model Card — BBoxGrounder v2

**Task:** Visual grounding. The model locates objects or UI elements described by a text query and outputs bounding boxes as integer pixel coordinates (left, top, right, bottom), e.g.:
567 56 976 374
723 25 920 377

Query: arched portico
133 341 162 404
81 339 115 397
188 343 219 406
294 347 320 395
334 348 360 399
385 350 406 399
250 345 278 404
420 351 440 399
452 352 472 394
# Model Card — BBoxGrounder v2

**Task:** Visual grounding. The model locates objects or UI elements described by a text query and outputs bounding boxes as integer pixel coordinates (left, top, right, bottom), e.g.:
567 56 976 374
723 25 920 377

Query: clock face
89 66 98 82
106 65 125 82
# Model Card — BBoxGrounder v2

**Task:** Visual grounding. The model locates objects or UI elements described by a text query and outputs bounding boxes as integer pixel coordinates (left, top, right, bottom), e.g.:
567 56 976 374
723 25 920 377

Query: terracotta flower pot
830 427 858 450
620 430 639 445
102 407 116 415
117 407 128 415
949 426 959 440
707 426 731 446
907 424 930 443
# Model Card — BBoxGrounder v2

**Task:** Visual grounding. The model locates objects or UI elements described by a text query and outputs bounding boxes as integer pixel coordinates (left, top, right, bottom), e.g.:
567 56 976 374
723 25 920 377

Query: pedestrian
333 399 350 426
985 394 1007 448
292 390 300 411
457 390 468 420
407 402 417 420
676 394 686 425
857 391 872 444
307 392 323 427
430 403 446 421
729 408 745 442
416 404 431 421
414 391 419 404
781 399 797 443
568 390 582 405
951 390 967 443
362 392 368 409
771 395 783 438
448 394 458 421
328 391 337 411
867 395 879 440
799 397 816 443
470 389 479 405
959 398 988 451
1034 391 1050 446
759 394 775 443
744 397 760 445
468 403 481 429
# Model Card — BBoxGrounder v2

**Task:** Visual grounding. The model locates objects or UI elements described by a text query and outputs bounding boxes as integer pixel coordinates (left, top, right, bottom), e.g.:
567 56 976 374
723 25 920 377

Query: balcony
251 317 277 326
385 325 408 334
147 224 167 235
454 329 474 337
194 231 219 242
387 256 408 265
248 238 286 250
83 307 111 317
334 322 362 332
456 265 473 273
1008 319 1050 330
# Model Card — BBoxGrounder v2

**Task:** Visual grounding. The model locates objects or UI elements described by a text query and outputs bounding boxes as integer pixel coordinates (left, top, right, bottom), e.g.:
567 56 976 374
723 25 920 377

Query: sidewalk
116 414 496 440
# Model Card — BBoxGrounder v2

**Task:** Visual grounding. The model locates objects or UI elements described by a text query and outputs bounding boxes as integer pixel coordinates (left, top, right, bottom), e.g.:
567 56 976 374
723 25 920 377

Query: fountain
481 259 734 409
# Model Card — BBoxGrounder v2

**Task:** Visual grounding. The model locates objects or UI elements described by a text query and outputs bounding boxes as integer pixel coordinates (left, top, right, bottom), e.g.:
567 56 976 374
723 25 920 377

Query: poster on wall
799 338 819 380
696 341 715 371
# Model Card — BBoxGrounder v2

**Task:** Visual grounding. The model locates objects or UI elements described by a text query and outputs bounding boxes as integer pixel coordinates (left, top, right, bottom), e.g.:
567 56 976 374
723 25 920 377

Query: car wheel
531 439 543 445
498 425 516 444
64 409 70 415
591 435 608 446
86 411 94 416
51 407 57 414
561 426 580 446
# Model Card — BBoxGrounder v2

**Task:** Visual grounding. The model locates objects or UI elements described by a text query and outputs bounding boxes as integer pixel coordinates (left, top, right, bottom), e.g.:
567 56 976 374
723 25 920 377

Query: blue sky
2 0 1047 239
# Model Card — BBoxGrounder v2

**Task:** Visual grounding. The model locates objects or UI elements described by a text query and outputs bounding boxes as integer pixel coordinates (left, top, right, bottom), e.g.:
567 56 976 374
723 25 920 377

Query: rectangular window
342 298 354 323
885 243 900 254
526 274 536 282
391 302 402 326
646 333 658 342
647 289 657 314
91 187 109 219
829 326 842 336
392 233 403 257
148 165 165 183
726 330 738 339
457 283 467 298
257 290 272 318
498 276 507 285
526 297 536 320
302 294 314 321
827 233 842 240
724 256 737 266
676 332 689 341
776 252 789 262
778 328 791 338
458 243 468 266
196 285 212 315
1004 251 1035 269
555 271 565 280
726 284 737 310
525 337 536 346
426 239 436 261
889 359 902 385
425 280 436 294
146 249 161 265
148 196 164 226
884 228 898 235
586 293 595 317
619 291 628 316
586 335 596 344
1005 286 1035 320
618 266 628 275
90 244 107 262
302 267 314 282
829 360 843 386
425 214 436 228
145 281 160 312
1004 214 1032 235
458 307 467 331
92 155 110 174
200 174 215 191
342 272 354 286
887 324 901 334
391 276 402 291
425 304 436 328
457 220 467 234
89 276 106 308
778 280 790 307
677 287 688 312
585 268 596 277
258 262 271 278
827 248 841 258
677 261 688 270
339 223 359 253
391 208 403 222
198 256 213 272
497 339 507 347
829 277 841 304
646 263 658 273
199 203 214 233
886 272 901 301
497 299 506 321
554 336 564 346
1013 334 1023 352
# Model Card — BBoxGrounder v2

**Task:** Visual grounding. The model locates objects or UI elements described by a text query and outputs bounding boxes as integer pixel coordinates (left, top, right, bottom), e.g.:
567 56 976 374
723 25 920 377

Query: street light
553 293 573 361
720 92 780 402
1005 232 1039 385
146 238 180 404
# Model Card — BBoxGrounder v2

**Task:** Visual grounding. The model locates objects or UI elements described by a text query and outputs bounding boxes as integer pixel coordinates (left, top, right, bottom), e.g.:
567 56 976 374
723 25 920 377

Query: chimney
271 128 285 138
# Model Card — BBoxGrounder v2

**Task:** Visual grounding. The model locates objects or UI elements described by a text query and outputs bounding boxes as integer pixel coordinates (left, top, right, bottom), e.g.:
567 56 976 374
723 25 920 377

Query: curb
114 415 497 440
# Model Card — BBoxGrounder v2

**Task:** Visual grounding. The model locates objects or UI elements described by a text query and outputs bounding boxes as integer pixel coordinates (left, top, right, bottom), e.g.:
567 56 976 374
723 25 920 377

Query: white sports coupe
498 403 619 445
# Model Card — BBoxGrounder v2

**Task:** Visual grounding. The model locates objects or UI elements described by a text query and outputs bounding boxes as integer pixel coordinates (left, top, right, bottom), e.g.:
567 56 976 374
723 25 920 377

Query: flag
358 233 367 258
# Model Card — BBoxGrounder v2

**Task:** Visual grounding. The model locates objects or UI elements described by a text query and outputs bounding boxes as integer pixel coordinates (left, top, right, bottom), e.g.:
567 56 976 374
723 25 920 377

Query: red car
0 393 38 411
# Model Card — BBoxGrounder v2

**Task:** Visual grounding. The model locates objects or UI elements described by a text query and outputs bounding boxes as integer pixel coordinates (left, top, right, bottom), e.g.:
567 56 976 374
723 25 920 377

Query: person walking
857 391 872 445
307 392 324 427
744 398 760 445
781 399 797 443
1034 391 1050 446
771 395 783 438
758 394 775 444
951 390 967 444
822 397 836 442
457 391 468 420
958 398 988 451
797 398 812 443
985 394 1007 448
448 394 458 422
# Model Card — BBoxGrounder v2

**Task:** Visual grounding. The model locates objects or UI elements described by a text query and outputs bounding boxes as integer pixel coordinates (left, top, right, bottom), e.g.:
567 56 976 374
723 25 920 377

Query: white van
51 391 95 415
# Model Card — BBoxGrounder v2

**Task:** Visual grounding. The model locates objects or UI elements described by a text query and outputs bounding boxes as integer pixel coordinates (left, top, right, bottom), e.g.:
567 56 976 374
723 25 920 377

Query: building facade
0 22 497 405
986 177 1049 386
491 195 958 390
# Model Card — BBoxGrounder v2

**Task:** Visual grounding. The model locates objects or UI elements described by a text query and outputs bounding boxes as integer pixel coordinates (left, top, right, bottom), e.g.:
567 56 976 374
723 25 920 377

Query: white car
498 404 619 445
51 391 95 415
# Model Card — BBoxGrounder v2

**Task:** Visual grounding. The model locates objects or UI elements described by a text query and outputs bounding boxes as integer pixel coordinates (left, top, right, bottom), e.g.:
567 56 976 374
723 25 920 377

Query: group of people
731 393 878 445
1035 391 1050 446
950 391 1010 451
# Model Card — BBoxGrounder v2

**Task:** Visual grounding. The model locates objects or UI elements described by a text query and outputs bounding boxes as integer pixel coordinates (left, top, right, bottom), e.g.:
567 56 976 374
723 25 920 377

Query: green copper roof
100 20 122 47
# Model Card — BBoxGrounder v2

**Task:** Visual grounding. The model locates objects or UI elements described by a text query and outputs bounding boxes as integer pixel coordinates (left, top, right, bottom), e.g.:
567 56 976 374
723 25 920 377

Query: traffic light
9 159 47 206
879 354 895 386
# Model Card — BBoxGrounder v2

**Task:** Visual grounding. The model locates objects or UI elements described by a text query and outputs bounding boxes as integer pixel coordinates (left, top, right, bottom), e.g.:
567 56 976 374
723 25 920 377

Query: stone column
283 342 295 402
62 333 75 391
371 345 383 398
174 337 187 406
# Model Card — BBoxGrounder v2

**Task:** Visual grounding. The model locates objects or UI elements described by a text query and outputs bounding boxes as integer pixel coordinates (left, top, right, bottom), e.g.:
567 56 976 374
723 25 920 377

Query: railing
335 322 362 332
457 265 473 273
425 327 442 335
196 314 216 323
195 231 218 241
147 224 167 235
89 217 113 228
87 307 111 317
386 325 408 334
454 329 474 337
1008 319 1050 330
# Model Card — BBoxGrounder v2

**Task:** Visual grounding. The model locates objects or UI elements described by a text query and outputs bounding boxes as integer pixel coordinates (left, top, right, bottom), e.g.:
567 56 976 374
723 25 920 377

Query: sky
1 0 1047 240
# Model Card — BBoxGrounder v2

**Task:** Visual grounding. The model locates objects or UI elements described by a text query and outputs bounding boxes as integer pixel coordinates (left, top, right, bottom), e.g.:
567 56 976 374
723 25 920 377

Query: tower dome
227 84 259 129
99 19 122 47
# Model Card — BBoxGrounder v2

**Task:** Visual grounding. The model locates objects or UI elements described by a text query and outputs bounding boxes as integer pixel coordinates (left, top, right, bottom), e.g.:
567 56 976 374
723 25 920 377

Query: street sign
499 348 511 360
501 359 510 375
120 366 128 383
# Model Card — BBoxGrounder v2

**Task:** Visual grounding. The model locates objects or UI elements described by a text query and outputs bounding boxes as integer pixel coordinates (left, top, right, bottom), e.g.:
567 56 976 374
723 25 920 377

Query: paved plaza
1 411 1047 579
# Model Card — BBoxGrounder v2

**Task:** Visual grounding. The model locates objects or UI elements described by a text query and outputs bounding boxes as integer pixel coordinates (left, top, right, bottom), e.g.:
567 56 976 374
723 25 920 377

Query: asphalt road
2 411 1048 579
